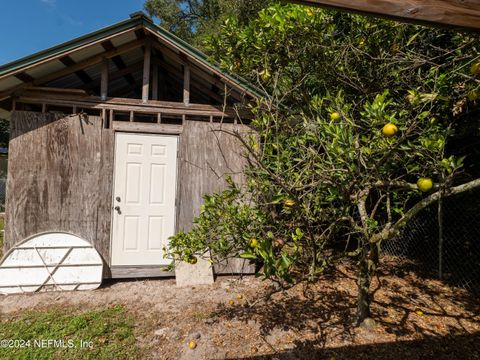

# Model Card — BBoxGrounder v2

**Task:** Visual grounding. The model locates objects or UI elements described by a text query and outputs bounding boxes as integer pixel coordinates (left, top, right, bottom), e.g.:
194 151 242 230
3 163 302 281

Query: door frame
108 131 180 271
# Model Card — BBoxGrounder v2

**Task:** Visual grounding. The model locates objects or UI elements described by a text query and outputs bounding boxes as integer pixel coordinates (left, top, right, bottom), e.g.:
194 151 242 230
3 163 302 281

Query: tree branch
370 177 480 244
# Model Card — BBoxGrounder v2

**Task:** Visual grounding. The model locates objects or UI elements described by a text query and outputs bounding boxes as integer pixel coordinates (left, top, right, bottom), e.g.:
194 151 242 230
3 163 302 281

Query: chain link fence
0 154 6 212
383 188 480 293
0 177 5 212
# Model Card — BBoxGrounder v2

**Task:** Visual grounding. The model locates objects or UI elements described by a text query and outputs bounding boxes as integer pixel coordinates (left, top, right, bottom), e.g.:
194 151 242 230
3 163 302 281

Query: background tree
166 4 480 324
144 0 273 47
0 119 9 148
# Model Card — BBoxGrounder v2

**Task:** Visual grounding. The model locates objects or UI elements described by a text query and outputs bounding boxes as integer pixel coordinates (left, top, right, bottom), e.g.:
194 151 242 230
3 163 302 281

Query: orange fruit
417 178 433 193
330 112 341 121
382 123 398 137
470 62 480 76
284 199 296 207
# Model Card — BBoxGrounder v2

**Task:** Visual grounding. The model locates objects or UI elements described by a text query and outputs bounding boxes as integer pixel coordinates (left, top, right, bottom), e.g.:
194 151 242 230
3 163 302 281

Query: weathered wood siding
4 111 114 263
176 120 248 232
4 112 250 275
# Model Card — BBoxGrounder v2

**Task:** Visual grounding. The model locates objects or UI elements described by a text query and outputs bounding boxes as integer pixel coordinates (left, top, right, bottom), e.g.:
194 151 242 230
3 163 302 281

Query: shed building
0 13 259 288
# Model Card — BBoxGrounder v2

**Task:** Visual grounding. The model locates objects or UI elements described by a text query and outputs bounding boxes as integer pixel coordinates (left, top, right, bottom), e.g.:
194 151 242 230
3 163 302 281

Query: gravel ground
1 258 479 359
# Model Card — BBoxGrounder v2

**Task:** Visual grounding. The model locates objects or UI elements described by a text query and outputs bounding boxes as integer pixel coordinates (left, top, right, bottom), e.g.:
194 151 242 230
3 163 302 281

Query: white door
111 133 178 266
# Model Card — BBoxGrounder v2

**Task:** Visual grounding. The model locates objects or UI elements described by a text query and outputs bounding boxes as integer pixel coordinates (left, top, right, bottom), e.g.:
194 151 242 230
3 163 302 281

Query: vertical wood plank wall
4 111 114 264
176 120 248 232
3 111 250 273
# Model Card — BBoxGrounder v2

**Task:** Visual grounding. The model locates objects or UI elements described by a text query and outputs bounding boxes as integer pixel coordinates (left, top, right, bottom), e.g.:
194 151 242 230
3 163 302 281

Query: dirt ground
1 257 479 359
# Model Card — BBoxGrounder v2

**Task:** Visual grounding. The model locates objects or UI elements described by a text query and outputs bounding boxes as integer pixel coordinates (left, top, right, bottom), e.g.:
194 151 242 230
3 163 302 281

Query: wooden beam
135 28 146 40
14 72 35 83
112 121 183 135
17 91 253 118
22 86 89 96
153 44 228 90
0 39 145 101
101 40 139 95
152 64 159 101
100 58 109 101
289 0 480 30
59 55 93 84
152 57 224 104
109 266 174 279
152 43 244 103
142 38 152 103
146 27 255 99
183 63 190 106
83 61 143 91
0 25 143 82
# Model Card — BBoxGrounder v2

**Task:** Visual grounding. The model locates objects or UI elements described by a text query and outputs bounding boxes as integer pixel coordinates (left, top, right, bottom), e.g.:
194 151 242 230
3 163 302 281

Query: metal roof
0 12 263 99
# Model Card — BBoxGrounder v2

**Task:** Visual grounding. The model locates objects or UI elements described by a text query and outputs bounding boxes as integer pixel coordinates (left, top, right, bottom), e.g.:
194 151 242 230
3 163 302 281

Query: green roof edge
0 16 143 76
0 12 265 99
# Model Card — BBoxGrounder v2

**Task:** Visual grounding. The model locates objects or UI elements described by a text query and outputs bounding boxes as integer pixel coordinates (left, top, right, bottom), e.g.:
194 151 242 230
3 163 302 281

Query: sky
0 0 147 65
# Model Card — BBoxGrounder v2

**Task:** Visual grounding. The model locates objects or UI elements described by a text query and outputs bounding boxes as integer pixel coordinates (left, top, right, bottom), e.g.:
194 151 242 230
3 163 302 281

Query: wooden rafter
59 55 93 84
0 25 143 82
83 61 143 91
151 57 224 104
101 40 139 94
0 39 145 101
14 72 35 83
289 0 480 30
145 27 251 100
152 45 241 102
135 28 146 40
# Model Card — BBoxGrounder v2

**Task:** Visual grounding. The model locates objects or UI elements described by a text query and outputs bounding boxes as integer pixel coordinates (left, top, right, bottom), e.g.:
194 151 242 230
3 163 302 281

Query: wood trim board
289 0 480 30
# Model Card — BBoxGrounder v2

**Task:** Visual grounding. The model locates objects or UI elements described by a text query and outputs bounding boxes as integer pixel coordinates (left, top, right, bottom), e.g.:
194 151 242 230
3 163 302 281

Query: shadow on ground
226 332 480 359
213 261 480 359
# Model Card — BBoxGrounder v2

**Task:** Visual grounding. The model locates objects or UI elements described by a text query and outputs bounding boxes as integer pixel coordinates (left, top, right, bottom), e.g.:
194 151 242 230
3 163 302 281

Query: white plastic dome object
0 232 103 295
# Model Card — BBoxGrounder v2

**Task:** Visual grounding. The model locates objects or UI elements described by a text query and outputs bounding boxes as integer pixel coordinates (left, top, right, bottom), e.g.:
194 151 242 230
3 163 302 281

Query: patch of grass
0 305 140 359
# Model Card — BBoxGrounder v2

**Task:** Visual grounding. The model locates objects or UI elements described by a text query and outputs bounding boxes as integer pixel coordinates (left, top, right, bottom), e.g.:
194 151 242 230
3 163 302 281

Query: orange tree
165 4 480 324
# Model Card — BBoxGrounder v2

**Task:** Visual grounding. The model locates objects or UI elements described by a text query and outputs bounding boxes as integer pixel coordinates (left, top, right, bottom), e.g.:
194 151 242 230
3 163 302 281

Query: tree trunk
356 244 372 324
438 194 444 280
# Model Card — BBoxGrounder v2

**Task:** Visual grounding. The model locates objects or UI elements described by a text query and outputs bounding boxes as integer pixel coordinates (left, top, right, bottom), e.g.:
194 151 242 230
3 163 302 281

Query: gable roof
0 12 263 100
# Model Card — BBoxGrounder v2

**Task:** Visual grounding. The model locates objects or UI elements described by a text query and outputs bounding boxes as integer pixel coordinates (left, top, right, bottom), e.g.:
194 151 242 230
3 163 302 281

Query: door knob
114 206 121 214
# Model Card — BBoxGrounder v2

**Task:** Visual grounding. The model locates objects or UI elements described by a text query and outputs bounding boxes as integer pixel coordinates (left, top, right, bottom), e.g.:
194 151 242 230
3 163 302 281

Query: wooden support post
130 111 134 122
41 103 46 113
101 57 109 101
142 39 152 103
152 64 158 101
72 105 77 114
183 63 190 106
157 113 162 123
